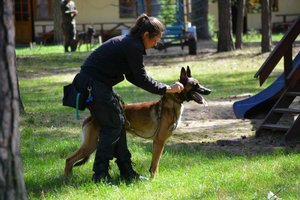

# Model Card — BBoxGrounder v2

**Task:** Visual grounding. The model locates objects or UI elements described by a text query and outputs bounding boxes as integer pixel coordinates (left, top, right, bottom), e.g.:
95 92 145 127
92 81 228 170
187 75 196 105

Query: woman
72 14 183 183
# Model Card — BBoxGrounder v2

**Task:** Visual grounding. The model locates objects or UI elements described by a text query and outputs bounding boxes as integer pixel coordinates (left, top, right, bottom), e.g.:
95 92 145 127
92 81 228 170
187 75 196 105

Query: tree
217 0 235 52
52 0 63 44
235 0 246 49
0 0 27 199
261 0 272 52
159 0 177 26
192 0 210 39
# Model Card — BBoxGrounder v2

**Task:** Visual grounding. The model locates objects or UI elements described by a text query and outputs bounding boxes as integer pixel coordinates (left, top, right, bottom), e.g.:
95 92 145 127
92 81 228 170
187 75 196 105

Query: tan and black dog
64 66 211 178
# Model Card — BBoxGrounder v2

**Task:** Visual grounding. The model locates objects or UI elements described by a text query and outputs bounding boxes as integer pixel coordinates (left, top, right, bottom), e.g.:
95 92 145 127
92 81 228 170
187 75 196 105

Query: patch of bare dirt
169 99 300 154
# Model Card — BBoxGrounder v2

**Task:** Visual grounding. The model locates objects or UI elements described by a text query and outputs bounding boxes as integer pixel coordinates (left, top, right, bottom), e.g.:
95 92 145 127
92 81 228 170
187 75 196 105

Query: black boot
91 126 121 184
116 161 148 181
92 163 112 184
64 45 69 53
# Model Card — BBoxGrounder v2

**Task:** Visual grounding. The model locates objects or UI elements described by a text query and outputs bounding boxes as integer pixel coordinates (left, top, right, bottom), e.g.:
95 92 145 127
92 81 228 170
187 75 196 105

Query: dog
64 66 211 178
76 26 95 51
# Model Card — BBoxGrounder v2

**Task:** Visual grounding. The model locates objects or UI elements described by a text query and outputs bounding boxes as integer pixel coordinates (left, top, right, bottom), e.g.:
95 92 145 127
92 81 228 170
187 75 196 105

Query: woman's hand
166 81 184 93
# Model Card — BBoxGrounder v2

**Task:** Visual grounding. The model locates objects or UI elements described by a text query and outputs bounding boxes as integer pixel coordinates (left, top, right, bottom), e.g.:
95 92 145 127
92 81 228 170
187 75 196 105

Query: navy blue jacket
80 34 167 95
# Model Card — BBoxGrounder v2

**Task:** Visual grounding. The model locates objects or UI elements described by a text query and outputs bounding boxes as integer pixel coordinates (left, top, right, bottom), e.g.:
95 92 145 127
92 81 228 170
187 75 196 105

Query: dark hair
130 14 164 38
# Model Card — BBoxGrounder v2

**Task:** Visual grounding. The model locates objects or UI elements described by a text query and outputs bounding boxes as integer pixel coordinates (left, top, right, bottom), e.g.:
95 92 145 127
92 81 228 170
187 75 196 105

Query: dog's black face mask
87 27 95 36
179 66 211 104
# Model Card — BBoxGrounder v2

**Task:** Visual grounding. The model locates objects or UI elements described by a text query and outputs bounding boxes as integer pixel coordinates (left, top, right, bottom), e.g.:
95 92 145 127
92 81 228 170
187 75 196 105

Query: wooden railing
36 21 134 34
35 21 135 43
254 15 300 86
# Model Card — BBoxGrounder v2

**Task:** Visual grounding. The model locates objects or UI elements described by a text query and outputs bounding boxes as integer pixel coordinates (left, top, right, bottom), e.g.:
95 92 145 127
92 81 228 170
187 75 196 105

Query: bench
157 25 186 50
155 24 197 55
273 13 299 32
273 21 293 32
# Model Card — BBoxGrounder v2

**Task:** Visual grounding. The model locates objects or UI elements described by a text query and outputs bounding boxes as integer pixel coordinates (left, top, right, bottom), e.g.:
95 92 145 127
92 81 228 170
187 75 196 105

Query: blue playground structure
233 51 300 119
135 0 200 55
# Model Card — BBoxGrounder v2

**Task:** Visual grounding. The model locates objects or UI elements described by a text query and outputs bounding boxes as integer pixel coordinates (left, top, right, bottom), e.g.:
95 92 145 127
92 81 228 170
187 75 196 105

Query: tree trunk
192 0 210 40
0 0 27 199
235 0 246 49
217 0 235 52
52 0 63 44
261 0 272 52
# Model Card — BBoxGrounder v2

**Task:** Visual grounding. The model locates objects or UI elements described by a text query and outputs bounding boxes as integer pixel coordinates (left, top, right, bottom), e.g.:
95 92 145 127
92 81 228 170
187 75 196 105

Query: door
15 0 33 43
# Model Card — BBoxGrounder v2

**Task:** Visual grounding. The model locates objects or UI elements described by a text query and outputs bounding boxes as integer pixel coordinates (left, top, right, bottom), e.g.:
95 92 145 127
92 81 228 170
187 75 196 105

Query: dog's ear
180 67 188 83
186 66 191 77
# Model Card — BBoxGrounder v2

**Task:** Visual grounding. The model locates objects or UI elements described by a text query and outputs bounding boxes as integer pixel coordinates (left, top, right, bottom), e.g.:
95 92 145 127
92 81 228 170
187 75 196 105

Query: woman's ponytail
130 13 164 38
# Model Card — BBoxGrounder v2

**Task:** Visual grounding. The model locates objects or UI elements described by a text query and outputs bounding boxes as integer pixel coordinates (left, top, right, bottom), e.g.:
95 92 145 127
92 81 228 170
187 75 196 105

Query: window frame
119 0 136 18
33 0 53 20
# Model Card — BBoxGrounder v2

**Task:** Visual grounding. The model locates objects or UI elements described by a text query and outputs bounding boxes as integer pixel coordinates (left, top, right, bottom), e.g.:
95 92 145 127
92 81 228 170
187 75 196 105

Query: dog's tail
82 116 92 127
72 117 92 167
73 156 90 167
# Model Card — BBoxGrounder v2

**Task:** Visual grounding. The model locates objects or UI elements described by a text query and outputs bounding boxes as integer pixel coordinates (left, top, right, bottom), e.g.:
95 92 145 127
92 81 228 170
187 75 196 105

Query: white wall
75 0 135 29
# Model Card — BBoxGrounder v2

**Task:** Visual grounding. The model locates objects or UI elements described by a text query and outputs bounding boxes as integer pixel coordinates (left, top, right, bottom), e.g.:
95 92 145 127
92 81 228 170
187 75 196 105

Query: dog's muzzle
190 86 211 105
199 86 211 95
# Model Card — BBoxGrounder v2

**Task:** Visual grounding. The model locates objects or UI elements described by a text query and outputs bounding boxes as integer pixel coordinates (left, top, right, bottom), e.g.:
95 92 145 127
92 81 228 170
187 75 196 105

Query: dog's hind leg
64 145 97 176
64 118 99 176
77 42 82 51
64 148 89 176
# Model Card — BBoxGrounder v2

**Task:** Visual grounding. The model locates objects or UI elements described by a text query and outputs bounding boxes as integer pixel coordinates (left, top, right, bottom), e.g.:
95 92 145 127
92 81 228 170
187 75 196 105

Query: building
15 0 300 44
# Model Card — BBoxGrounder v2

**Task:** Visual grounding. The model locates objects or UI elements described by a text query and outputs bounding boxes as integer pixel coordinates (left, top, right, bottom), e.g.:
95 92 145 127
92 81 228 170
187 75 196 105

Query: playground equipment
233 52 300 119
135 0 198 55
233 16 300 140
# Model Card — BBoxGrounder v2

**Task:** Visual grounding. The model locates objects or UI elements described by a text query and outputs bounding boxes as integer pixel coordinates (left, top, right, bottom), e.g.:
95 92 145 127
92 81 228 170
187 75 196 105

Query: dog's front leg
149 139 165 178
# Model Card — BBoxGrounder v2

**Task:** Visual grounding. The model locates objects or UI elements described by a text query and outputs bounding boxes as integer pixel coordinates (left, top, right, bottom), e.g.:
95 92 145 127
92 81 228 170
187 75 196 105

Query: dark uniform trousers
62 22 77 52
86 79 132 174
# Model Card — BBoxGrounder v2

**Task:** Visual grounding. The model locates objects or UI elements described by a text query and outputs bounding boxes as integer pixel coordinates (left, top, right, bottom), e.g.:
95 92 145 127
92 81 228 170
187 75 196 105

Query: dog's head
87 26 95 36
178 66 211 105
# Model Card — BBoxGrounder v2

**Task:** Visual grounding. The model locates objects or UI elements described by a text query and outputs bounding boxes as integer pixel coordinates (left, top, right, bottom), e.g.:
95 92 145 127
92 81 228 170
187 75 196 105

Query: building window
15 0 30 21
119 0 136 18
272 0 279 12
34 0 52 20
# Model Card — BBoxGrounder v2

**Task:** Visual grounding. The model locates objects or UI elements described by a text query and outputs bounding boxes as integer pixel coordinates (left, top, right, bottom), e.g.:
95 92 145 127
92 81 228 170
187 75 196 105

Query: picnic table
273 13 299 31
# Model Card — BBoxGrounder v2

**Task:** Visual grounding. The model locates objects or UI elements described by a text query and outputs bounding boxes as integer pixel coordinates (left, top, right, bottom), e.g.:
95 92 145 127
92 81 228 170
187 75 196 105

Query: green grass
211 31 300 43
18 37 300 199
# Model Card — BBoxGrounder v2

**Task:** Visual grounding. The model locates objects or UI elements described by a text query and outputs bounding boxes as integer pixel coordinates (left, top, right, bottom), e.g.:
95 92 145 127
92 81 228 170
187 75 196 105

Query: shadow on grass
23 125 300 199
